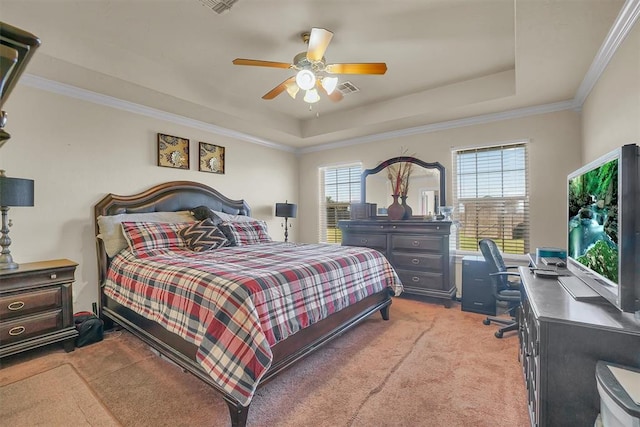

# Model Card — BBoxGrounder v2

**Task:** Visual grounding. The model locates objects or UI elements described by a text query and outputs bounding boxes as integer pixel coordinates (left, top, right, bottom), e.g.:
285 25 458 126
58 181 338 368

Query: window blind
319 164 361 243
452 143 529 254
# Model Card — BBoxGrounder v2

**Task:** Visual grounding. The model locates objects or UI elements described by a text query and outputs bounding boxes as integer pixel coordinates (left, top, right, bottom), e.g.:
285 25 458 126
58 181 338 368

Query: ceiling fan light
285 82 299 99
322 77 338 95
303 89 320 103
296 69 316 90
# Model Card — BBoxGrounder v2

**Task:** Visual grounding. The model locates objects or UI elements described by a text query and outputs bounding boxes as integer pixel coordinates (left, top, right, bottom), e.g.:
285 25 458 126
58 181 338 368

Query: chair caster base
495 331 504 338
483 319 491 325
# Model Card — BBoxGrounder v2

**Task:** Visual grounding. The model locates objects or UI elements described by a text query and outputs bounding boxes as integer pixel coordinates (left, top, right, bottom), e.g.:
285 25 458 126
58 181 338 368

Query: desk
518 266 640 427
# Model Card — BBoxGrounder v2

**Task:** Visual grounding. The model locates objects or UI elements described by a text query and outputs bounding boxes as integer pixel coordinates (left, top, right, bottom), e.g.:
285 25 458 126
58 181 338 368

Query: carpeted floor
0 363 120 426
0 298 528 426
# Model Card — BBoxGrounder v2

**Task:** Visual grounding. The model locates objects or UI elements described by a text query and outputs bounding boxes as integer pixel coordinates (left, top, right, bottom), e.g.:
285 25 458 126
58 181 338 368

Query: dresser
0 259 78 358
518 266 640 427
338 219 456 306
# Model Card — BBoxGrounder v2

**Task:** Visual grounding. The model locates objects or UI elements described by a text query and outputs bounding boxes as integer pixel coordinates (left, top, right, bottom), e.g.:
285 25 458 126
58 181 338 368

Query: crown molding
574 0 640 106
297 100 577 154
20 74 296 153
20 73 578 155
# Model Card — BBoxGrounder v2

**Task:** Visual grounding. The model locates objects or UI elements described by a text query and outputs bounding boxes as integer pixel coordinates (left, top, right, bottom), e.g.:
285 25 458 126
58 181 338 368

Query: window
452 143 529 254
319 164 361 243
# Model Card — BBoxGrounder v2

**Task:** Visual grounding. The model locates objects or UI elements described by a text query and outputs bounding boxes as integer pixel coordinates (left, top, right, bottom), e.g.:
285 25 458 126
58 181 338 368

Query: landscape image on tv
568 158 619 284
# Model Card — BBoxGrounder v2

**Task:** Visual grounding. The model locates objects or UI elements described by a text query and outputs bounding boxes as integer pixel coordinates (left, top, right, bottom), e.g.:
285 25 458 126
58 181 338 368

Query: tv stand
518 266 640 426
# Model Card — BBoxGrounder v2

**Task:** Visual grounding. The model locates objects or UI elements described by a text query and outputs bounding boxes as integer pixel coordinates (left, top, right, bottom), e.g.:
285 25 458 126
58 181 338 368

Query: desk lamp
275 201 297 243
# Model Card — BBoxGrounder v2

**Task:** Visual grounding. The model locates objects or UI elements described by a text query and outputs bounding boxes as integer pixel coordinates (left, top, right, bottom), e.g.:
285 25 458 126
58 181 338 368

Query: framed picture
199 142 225 174
157 133 189 169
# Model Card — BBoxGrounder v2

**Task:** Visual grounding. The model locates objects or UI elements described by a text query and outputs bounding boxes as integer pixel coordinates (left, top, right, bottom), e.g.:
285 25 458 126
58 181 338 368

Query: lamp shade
0 175 34 206
275 202 297 219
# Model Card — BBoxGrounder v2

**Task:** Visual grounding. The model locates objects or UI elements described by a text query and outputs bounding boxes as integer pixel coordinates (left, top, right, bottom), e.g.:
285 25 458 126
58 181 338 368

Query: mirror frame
361 156 446 209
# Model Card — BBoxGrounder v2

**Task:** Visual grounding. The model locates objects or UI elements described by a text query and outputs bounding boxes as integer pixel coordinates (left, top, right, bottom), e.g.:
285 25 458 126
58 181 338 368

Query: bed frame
94 181 393 427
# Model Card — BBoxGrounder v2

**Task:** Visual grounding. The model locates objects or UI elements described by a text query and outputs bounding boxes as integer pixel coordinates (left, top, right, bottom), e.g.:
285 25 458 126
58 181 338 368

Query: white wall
582 20 640 160
298 110 582 254
1 84 298 312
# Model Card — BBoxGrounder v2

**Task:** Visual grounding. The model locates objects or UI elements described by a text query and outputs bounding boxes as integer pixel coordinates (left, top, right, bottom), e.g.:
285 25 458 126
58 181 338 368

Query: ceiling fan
232 27 387 104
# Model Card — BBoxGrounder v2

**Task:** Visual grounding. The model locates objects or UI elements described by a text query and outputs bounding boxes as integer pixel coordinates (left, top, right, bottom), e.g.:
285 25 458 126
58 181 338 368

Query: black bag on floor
73 311 104 347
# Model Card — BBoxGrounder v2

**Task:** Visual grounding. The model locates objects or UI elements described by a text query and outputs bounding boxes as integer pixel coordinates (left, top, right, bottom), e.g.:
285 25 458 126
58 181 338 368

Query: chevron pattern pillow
178 219 229 252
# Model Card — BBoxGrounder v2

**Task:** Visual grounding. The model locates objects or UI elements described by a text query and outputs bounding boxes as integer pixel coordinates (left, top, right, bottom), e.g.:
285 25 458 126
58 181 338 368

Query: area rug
0 363 120 426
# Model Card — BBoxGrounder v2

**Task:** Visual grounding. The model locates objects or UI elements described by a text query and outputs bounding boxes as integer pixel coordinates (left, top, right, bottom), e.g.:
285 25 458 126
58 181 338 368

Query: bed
94 181 402 426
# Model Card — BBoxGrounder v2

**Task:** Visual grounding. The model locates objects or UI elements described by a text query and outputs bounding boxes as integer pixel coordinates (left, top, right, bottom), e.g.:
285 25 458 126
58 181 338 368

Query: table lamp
275 201 297 243
0 170 34 269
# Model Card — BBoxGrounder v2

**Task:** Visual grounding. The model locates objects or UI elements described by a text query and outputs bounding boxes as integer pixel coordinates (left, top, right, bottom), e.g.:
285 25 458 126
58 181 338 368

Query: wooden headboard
94 180 250 287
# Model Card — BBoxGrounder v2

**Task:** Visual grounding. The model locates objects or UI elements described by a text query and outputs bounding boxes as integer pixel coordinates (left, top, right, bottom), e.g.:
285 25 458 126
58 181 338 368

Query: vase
400 195 412 220
387 194 405 220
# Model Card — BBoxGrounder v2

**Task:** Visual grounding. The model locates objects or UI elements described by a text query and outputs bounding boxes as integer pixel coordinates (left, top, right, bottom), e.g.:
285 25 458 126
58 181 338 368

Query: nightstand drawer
391 235 442 252
342 233 387 250
392 253 443 271
0 310 63 345
0 287 62 320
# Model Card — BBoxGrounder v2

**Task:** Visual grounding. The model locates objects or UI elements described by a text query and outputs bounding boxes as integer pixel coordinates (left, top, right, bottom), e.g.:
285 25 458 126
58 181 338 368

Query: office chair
478 238 522 338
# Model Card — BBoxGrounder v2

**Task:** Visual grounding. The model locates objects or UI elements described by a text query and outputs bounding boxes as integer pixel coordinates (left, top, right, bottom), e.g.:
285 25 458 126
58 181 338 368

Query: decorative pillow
219 220 273 246
190 206 222 225
190 205 255 224
121 221 191 257
177 219 229 252
97 211 195 257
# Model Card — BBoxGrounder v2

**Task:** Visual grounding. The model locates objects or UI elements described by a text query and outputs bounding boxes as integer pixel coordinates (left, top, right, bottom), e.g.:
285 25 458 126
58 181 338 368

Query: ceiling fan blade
306 27 333 62
316 80 343 102
325 63 387 75
262 76 296 100
233 58 292 69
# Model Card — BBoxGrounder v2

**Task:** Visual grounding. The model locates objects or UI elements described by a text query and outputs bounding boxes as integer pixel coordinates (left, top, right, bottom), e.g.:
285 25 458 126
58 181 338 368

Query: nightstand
0 259 79 358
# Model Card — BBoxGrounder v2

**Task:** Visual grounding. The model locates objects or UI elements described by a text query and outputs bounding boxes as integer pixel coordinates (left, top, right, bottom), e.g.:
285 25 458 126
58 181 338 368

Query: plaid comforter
103 242 402 406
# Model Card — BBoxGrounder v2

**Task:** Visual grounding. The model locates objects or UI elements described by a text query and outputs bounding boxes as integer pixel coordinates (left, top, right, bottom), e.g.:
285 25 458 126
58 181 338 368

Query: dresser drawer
396 270 444 290
0 287 62 320
0 310 63 345
391 235 442 252
342 233 387 250
391 252 443 271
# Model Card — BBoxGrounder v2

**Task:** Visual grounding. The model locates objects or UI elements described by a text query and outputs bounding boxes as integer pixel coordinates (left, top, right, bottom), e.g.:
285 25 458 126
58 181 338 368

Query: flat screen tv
567 143 639 312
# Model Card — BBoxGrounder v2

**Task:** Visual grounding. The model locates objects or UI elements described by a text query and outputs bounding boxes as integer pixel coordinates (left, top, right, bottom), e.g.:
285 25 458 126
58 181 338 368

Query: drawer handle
412 240 420 247
9 326 26 336
412 276 420 282
50 273 57 279
7 301 25 311
392 225 397 229
360 239 368 244
411 258 420 265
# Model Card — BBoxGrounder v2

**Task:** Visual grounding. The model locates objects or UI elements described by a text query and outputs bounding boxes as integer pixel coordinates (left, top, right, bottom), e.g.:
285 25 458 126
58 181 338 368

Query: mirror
361 157 446 218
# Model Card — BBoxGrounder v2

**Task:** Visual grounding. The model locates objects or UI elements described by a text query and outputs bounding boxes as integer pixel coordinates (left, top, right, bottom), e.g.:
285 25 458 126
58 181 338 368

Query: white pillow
97 211 195 257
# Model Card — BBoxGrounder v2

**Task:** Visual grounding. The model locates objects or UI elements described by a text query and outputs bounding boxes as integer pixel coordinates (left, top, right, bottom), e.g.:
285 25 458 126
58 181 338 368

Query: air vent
198 0 239 14
337 81 360 95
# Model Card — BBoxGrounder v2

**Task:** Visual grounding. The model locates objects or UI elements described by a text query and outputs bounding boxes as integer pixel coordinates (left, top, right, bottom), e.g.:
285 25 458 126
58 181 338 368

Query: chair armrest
505 265 520 270
490 272 522 288
490 272 521 277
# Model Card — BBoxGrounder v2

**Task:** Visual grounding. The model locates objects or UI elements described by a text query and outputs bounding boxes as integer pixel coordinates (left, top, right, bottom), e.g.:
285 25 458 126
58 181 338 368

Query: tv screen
566 143 639 312
568 156 618 285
